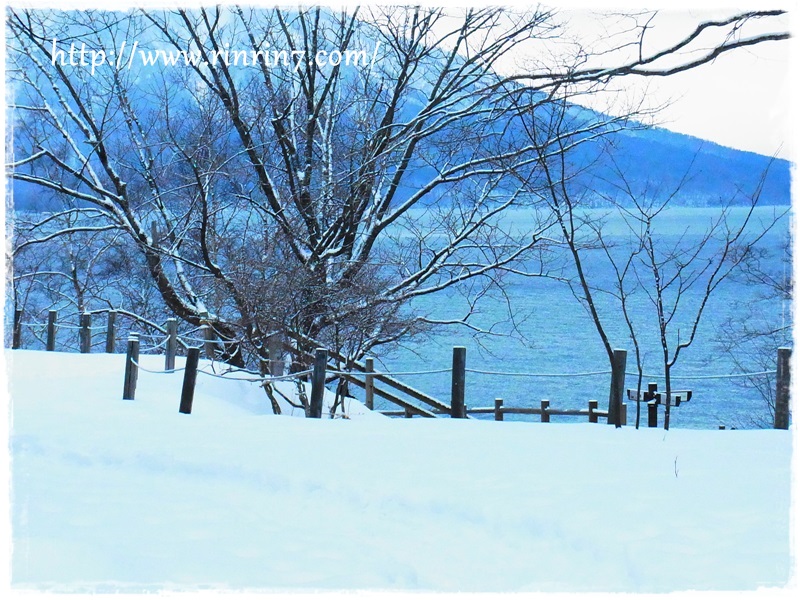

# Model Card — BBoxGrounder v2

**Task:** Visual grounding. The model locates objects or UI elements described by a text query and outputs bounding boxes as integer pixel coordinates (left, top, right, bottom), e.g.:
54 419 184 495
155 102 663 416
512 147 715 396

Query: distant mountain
8 106 791 213
587 126 791 207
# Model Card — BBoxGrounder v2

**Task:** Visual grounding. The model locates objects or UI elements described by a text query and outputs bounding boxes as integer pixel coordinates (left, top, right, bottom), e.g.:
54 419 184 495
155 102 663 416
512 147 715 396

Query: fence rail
286 332 450 417
286 338 632 425
379 398 617 423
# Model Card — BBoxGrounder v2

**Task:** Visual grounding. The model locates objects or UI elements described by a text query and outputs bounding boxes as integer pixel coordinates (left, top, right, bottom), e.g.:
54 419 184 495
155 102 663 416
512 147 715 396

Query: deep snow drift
5 350 794 592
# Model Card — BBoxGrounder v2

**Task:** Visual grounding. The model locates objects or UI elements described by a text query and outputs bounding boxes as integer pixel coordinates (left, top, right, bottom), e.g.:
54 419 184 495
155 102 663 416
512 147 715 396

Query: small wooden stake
451 346 466 419
541 399 550 423
46 310 57 351
365 358 375 411
79 312 91 354
588 399 598 423
122 334 140 400
165 318 178 371
309 348 327 418
179 347 200 414
105 310 117 353
495 398 504 421
648 402 658 428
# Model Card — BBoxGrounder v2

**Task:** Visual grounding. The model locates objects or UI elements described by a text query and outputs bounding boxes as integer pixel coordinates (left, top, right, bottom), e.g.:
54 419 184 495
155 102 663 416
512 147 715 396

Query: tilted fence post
79 312 92 354
607 349 627 428
46 310 57 351
122 333 140 400
451 346 467 418
309 348 328 418
179 347 200 414
364 357 375 411
12 309 22 349
774 347 791 430
165 318 178 371
105 310 117 353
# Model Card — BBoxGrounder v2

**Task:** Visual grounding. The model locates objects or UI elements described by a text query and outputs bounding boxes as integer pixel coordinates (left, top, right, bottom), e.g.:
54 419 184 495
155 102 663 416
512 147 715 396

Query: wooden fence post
495 398 504 421
774 347 791 430
607 349 627 427
268 333 283 376
648 402 658 428
588 399 598 423
620 402 627 426
122 334 140 400
541 399 550 423
451 346 466 418
105 310 117 353
179 347 200 414
365 357 375 411
12 309 22 349
203 324 216 360
165 318 178 371
79 312 91 353
404 408 413 418
46 310 57 351
309 348 328 418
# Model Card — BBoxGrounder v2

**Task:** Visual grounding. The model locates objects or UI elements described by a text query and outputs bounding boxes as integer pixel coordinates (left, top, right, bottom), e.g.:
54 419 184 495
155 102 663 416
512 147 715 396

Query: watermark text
50 38 381 75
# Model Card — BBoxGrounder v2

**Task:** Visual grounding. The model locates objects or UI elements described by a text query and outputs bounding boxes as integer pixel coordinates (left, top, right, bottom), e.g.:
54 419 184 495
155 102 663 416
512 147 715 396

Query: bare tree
7 7 561 368
548 149 788 429
6 6 788 383
524 123 786 429
716 233 792 427
609 163 785 429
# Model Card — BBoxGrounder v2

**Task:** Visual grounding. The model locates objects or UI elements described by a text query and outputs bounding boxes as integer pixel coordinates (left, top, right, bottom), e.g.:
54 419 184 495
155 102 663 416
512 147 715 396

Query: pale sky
426 0 794 160
644 34 791 159
557 6 794 160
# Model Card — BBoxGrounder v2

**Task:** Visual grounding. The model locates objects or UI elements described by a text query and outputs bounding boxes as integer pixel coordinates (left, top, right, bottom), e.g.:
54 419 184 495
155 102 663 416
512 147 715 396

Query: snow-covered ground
4 350 795 593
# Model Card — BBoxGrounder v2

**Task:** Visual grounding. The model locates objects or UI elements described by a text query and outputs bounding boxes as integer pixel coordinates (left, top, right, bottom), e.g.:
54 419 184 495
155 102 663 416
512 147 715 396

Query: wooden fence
287 334 450 418
11 308 218 364
290 340 631 425
380 398 623 424
8 309 792 429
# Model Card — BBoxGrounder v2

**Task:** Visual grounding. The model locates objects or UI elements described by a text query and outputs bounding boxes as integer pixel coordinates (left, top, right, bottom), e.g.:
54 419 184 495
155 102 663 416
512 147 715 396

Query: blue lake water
371 207 791 429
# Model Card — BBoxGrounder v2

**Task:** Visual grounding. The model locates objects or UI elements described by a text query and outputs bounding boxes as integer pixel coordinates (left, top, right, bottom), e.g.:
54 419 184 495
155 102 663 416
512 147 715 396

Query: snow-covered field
4 350 796 593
